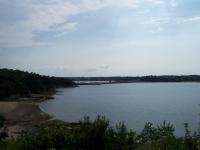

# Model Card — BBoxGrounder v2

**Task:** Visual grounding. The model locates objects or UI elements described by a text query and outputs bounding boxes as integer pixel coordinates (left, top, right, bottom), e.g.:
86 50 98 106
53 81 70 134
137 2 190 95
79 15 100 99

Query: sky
0 0 200 77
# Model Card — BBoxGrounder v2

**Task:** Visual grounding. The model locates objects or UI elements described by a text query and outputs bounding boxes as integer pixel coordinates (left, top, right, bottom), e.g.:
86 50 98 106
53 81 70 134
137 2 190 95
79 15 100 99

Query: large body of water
40 83 200 136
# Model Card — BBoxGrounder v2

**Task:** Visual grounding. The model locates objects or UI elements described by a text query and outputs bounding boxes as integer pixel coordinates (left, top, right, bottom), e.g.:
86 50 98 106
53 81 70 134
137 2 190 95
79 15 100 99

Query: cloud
179 16 200 23
100 65 109 70
0 0 140 48
87 68 98 73
0 0 181 48
86 65 109 74
142 17 170 25
0 25 44 48
169 0 178 7
146 0 179 7
53 22 78 37
145 0 164 5
141 17 169 33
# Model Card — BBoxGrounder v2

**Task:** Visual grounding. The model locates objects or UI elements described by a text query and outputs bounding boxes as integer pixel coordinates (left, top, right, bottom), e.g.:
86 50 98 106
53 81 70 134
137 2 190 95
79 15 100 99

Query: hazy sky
0 0 200 76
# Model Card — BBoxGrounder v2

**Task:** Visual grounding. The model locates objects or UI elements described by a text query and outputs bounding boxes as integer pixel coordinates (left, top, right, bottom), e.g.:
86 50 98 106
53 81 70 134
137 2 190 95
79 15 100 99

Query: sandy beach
0 100 51 138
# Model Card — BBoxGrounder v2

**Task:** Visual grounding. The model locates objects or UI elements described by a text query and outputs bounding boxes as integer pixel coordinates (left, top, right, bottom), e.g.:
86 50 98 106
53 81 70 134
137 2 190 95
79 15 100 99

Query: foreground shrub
0 116 199 150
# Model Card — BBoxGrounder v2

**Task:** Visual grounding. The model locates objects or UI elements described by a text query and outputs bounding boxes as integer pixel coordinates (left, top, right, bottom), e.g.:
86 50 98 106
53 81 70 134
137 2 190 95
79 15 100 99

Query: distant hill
0 69 76 99
69 75 200 83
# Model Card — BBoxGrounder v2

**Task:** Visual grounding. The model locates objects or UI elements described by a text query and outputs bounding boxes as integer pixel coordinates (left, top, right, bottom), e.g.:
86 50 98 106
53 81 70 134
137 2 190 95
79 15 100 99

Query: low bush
15 116 200 150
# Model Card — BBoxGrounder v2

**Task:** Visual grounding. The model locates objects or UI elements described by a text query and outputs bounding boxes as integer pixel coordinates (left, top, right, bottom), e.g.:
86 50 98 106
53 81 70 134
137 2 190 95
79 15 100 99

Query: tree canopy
0 69 76 99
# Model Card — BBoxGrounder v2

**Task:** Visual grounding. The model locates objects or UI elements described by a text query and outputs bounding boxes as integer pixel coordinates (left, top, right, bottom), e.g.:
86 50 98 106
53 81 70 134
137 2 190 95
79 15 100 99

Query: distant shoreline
70 75 200 84
76 81 200 85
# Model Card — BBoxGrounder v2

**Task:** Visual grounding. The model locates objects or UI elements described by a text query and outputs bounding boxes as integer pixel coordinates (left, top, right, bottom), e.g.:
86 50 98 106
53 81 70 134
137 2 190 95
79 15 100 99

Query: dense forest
0 69 76 99
70 75 200 83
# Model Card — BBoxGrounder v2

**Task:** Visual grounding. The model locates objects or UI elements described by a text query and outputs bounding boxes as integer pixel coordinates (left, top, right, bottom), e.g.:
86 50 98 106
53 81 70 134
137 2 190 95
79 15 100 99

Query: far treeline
69 75 200 82
0 69 76 99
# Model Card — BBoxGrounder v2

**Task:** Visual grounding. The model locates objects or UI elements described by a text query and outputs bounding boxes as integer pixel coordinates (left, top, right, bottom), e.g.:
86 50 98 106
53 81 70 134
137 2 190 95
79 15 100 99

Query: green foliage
14 116 200 150
0 141 22 150
0 115 200 149
137 121 175 144
106 122 137 150
20 123 72 150
0 68 76 99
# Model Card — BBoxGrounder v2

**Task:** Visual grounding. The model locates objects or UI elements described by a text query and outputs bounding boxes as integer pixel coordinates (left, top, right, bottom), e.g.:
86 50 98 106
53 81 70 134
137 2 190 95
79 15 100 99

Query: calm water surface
40 83 200 136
